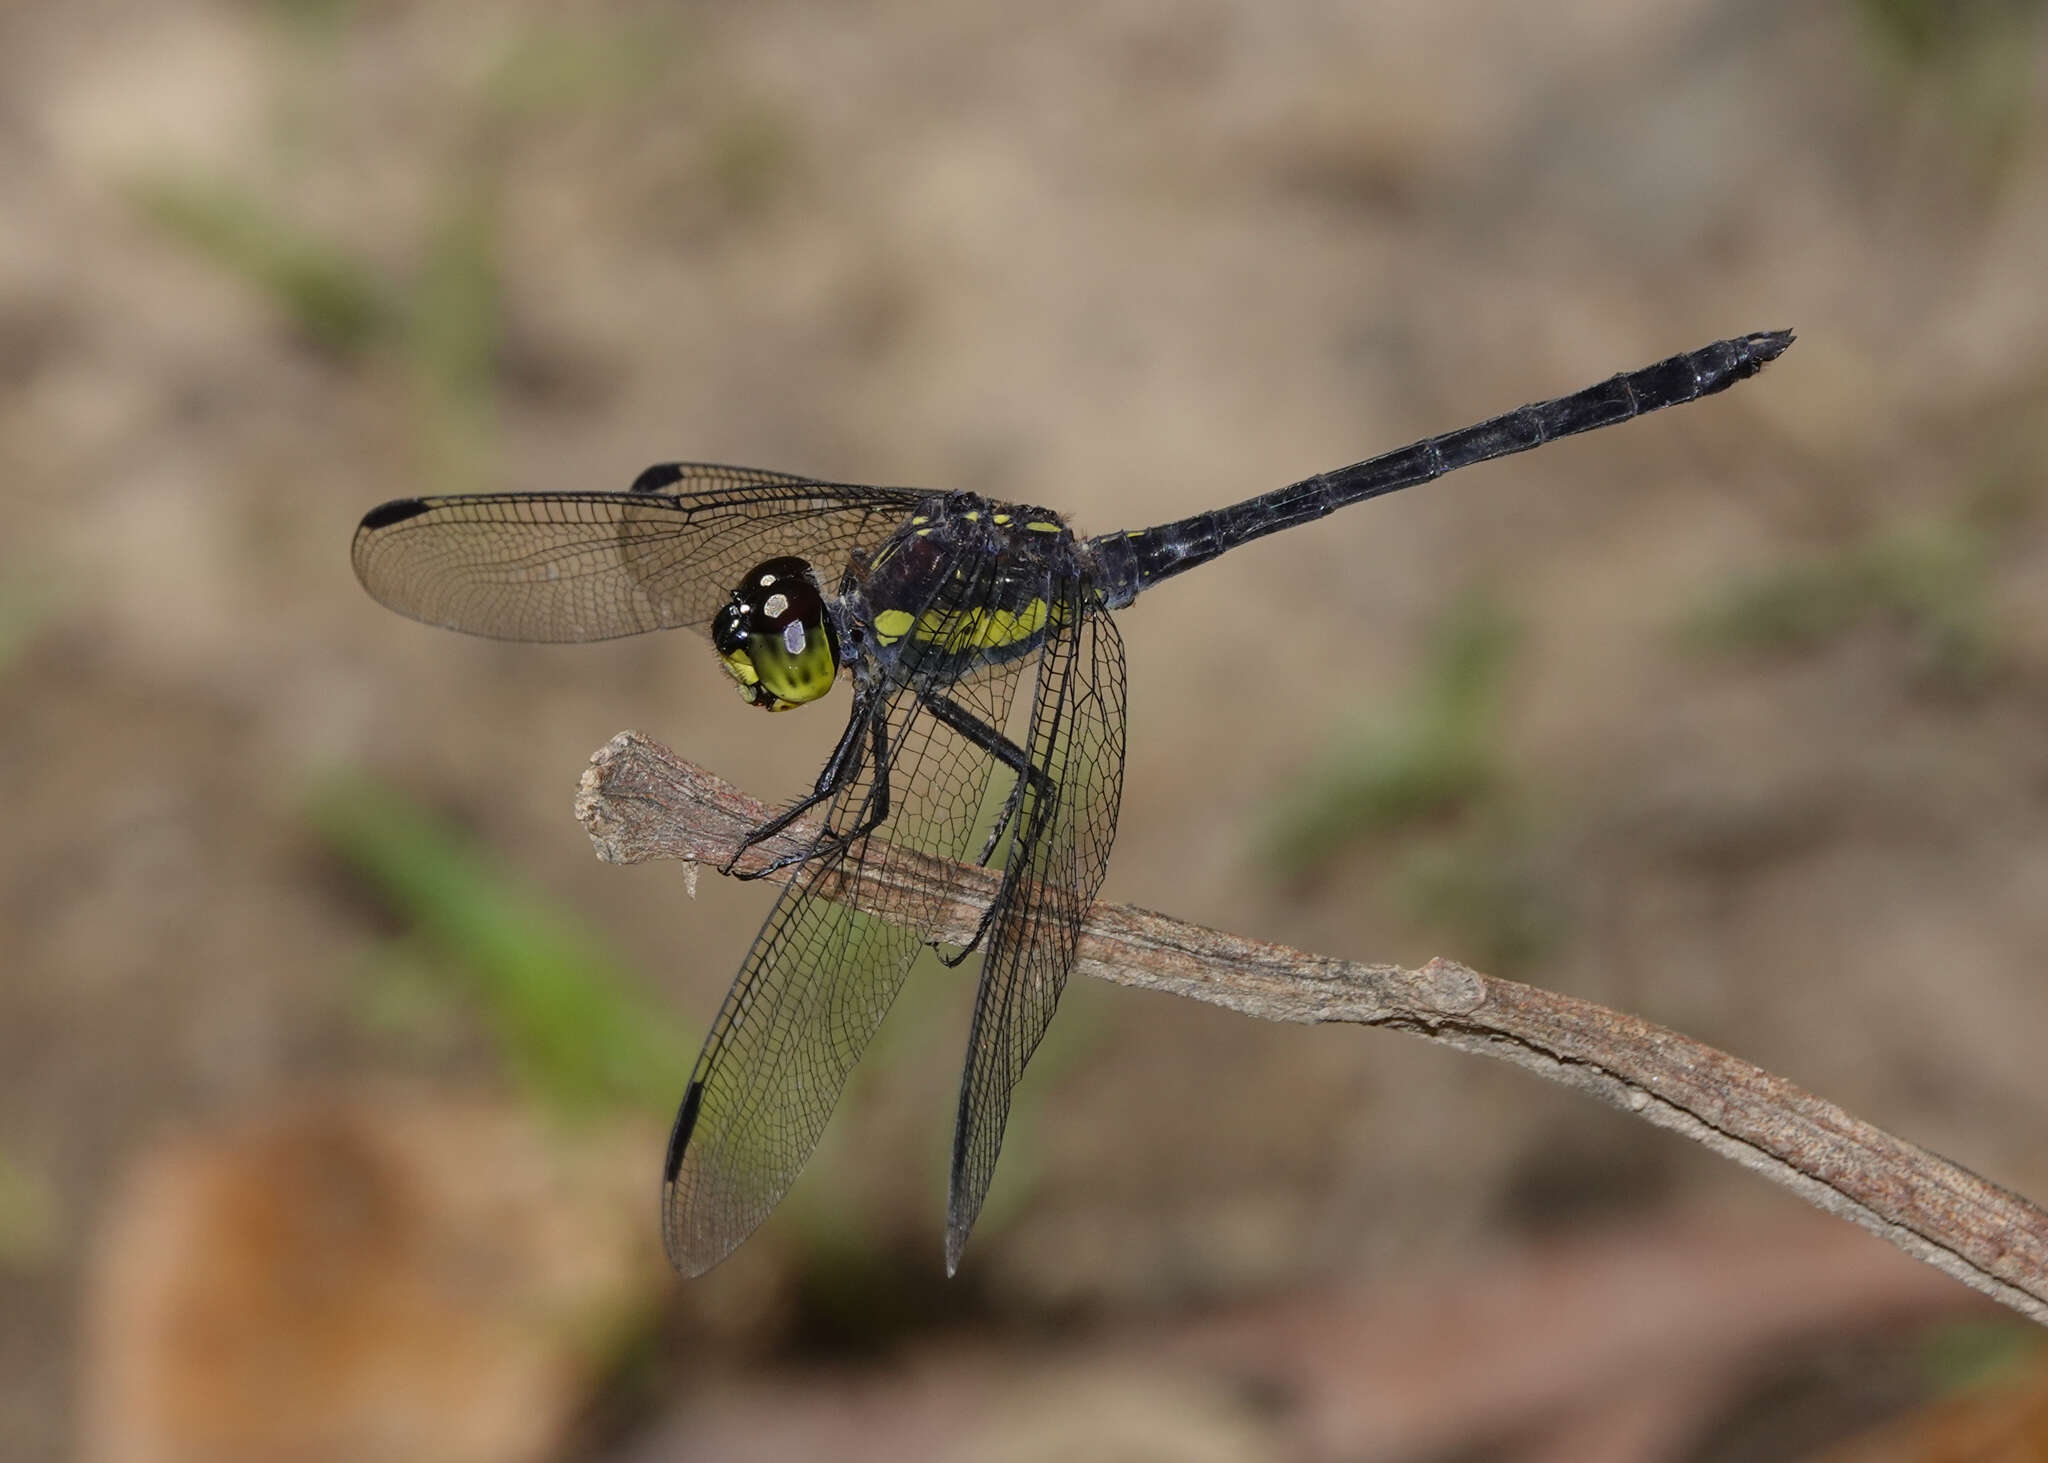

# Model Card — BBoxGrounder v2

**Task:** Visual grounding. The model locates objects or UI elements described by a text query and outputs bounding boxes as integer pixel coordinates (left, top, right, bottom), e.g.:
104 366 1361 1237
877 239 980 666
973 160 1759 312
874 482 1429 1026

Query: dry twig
576 730 2048 1325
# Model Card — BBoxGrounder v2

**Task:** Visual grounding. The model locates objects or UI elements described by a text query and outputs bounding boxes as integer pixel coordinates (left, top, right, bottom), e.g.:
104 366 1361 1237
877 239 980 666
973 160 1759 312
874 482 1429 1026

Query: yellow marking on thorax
908 598 1051 653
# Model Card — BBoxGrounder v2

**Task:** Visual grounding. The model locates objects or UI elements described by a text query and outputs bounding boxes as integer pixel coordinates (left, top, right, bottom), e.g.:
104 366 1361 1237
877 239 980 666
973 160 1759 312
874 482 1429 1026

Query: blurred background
6 0 2048 1458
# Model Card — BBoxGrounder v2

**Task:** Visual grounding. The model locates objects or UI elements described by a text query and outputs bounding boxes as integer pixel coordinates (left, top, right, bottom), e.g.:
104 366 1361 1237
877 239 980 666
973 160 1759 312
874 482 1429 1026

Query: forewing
944 580 1127 1272
661 540 1030 1275
352 463 925 642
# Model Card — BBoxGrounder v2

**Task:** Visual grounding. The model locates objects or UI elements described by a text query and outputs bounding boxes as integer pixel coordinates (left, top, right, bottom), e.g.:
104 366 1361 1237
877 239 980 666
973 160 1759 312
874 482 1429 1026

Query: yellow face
712 558 840 712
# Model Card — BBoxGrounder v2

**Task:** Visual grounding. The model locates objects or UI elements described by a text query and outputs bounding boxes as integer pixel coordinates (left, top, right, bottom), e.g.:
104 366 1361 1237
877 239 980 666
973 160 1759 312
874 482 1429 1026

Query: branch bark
575 729 2048 1326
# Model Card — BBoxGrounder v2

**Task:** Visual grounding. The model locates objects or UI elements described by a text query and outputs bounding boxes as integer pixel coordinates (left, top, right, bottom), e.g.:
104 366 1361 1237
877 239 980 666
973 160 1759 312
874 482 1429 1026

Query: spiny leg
919 691 1052 861
727 690 893 879
918 689 1057 965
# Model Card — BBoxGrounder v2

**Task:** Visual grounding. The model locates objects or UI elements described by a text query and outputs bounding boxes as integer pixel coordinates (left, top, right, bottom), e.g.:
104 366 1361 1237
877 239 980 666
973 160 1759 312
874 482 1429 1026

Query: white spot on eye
763 592 789 618
783 621 806 655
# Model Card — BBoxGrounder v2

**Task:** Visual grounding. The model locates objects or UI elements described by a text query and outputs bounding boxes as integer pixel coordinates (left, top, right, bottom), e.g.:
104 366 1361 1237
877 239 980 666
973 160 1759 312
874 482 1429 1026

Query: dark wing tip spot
630 463 686 495
663 1079 706 1182
358 497 433 531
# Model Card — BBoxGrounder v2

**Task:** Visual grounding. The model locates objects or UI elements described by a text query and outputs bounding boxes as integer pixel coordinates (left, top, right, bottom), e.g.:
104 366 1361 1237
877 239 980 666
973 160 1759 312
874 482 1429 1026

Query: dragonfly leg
918 690 1056 965
727 691 891 878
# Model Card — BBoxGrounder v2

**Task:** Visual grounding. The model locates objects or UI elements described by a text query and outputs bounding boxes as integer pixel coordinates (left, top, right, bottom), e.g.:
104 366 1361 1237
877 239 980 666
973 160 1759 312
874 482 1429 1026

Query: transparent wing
944 580 1127 1272
351 462 927 642
661 539 1031 1275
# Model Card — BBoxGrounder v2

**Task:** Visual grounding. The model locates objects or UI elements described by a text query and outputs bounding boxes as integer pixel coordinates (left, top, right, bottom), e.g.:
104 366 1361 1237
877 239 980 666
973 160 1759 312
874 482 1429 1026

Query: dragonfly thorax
712 556 840 712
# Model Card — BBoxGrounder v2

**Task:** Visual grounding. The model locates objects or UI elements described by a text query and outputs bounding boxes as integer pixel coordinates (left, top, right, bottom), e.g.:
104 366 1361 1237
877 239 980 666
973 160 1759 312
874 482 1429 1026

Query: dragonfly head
712 557 841 712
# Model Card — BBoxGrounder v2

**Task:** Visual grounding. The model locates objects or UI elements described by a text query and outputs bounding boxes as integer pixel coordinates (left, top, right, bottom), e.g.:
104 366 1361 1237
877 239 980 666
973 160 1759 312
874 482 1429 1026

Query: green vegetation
132 173 513 498
484 20 673 120
307 776 1035 1283
707 106 803 217
1855 0 2048 166
264 0 355 32
348 936 472 1053
1391 832 1561 973
1683 510 2000 687
956 974 1112 1241
1261 593 1519 877
0 1151 60 1271
1260 594 1561 969
128 10 786 502
131 179 398 357
407 188 504 496
1917 1316 2046 1394
1856 0 2046 68
308 774 691 1118
0 568 53 675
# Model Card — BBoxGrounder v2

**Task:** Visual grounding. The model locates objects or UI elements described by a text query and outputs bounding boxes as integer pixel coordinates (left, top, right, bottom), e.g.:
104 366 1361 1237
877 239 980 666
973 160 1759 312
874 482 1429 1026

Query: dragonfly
352 328 1791 1275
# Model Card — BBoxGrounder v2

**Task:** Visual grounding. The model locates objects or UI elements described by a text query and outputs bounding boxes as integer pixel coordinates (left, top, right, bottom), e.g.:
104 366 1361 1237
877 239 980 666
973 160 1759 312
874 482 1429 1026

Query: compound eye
713 557 839 711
